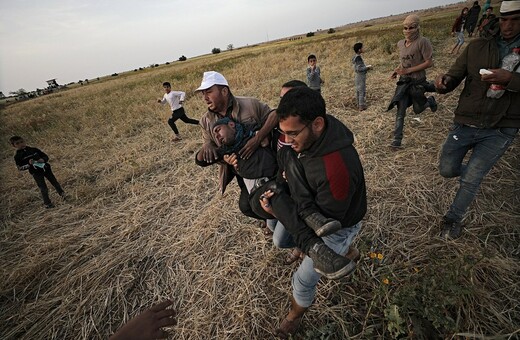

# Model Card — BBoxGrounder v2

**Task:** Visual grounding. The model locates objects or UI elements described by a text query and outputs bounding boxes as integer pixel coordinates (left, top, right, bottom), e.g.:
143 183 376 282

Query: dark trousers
32 166 63 205
250 180 321 254
249 147 322 253
236 176 262 220
168 107 198 135
394 81 436 142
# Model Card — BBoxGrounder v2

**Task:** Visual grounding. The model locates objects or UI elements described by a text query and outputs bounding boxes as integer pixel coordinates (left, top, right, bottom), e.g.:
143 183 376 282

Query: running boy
10 136 65 208
157 82 199 141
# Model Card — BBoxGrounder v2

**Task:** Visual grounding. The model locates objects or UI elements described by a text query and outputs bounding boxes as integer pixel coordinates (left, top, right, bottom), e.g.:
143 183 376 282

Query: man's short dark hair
9 136 23 145
162 82 171 87
353 42 363 53
277 86 326 124
488 6 493 10
282 80 307 89
307 54 316 61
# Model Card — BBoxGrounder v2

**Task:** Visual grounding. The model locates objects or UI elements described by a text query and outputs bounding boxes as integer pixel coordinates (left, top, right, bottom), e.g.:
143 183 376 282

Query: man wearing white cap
435 0 520 239
195 71 278 220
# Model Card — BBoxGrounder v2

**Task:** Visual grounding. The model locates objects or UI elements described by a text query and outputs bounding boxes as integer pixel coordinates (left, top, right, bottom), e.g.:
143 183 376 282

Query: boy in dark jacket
10 136 65 208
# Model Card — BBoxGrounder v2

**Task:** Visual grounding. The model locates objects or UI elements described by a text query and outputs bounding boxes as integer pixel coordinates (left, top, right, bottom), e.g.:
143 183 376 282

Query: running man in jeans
434 0 520 239
157 82 198 141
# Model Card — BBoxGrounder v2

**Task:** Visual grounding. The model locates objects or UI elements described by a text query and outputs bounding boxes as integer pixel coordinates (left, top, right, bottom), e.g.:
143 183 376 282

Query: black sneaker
428 96 438 112
308 242 356 280
303 212 342 237
45 203 55 209
440 217 463 239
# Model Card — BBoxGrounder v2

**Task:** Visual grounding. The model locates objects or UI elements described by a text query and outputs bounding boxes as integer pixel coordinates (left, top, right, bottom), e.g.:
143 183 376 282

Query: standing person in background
157 82 199 142
451 7 469 54
434 0 520 239
352 42 372 111
387 14 437 148
466 1 481 37
306 54 324 93
477 6 496 36
482 0 492 13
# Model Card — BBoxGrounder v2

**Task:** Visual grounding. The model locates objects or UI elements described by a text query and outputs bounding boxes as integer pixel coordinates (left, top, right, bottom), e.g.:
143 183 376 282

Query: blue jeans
292 222 361 308
270 221 296 249
439 123 518 222
455 31 464 45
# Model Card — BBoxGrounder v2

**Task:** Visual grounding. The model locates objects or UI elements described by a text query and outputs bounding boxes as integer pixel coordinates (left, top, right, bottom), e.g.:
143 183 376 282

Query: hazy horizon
0 0 460 95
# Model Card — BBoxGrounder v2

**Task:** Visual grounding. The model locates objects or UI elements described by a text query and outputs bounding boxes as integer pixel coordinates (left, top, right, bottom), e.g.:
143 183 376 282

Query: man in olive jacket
434 0 520 239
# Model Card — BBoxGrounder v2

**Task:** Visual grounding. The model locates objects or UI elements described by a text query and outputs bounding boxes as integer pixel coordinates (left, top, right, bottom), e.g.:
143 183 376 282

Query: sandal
257 220 273 239
263 227 274 239
284 248 303 265
345 247 361 262
274 317 302 339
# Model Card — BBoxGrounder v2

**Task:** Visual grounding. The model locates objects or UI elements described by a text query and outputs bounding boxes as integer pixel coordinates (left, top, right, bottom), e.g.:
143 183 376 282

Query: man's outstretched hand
110 300 177 340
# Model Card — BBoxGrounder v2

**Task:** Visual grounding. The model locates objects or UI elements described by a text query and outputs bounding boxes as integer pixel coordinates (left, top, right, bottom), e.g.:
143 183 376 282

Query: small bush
384 41 393 55
306 32 315 37
327 28 335 34
212 48 221 54
179 55 187 61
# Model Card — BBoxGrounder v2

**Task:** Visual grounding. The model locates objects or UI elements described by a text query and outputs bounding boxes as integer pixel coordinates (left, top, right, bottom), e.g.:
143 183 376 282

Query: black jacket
387 76 433 114
14 146 49 175
287 115 367 228
439 33 520 128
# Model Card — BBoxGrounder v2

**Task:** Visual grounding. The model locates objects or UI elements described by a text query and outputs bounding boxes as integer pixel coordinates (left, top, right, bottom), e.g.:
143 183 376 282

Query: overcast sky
0 0 459 94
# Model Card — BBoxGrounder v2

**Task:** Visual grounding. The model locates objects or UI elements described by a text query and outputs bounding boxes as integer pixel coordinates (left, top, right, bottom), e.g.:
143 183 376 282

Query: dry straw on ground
1 2 519 339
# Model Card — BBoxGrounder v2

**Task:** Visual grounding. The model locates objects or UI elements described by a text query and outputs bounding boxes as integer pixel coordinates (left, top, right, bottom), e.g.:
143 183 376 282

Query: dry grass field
1 2 518 339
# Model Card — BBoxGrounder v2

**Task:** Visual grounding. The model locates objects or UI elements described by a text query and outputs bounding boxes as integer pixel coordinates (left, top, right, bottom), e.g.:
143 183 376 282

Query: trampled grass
0 1 518 339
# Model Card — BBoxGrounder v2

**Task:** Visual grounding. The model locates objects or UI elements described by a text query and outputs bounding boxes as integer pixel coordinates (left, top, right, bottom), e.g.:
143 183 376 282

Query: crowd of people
9 1 519 338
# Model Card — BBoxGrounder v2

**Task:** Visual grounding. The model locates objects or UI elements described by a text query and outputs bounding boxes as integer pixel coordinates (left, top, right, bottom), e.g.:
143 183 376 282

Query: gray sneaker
308 242 356 280
303 212 342 237
440 217 463 239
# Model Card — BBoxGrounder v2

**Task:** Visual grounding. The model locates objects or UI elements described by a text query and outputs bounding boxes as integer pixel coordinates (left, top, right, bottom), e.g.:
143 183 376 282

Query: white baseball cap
500 0 520 15
195 71 229 91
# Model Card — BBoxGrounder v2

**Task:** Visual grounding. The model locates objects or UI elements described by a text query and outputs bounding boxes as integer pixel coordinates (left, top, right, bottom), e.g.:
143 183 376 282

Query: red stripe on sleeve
323 152 350 201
